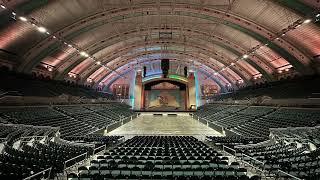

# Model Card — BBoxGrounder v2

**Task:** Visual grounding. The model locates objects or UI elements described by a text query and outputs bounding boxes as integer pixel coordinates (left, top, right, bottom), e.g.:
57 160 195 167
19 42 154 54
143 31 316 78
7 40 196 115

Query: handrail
277 170 303 180
23 167 52 180
20 135 49 139
242 153 265 165
93 144 107 155
63 152 88 170
222 145 237 156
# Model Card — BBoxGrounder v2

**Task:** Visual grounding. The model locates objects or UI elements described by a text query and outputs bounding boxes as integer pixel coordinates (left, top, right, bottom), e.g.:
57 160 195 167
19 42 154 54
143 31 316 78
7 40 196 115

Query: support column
188 72 196 110
134 71 142 110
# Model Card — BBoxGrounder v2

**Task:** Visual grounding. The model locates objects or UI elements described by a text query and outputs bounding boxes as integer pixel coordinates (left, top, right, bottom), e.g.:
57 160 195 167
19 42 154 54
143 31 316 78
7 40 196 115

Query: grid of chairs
69 136 261 180
195 104 320 138
0 103 135 137
64 135 124 147
234 140 320 179
0 141 93 179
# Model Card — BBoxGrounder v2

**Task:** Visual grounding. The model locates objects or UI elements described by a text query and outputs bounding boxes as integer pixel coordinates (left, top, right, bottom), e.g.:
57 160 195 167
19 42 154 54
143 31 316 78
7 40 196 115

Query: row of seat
195 104 320 137
70 136 261 180
0 103 135 137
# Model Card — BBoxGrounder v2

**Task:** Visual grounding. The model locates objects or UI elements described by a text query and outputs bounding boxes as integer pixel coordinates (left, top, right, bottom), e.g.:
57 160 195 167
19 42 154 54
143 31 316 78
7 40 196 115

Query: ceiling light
12 12 16 16
37 26 47 33
303 19 312 24
242 54 249 59
276 37 280 40
278 70 283 73
19 16 27 22
46 31 50 35
281 33 286 36
265 43 269 46
254 77 257 80
68 44 72 47
316 14 320 18
96 61 101 65
213 72 218 75
52 36 56 39
285 68 289 72
80 51 89 57
0 5 6 9
231 62 235 66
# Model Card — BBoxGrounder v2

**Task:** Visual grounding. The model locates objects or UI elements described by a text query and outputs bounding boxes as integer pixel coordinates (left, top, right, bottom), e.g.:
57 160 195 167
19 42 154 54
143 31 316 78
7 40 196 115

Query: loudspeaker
143 66 146 77
161 59 169 77
184 66 188 77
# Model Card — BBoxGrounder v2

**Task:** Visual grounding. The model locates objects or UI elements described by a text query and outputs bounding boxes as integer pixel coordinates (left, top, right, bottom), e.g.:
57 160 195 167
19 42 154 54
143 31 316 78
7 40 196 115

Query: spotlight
0 5 6 9
303 19 312 24
285 68 289 72
19 16 27 22
278 70 283 73
96 61 101 65
254 77 257 80
37 26 47 33
213 72 218 75
231 62 235 66
68 44 72 47
316 14 320 18
242 54 249 59
12 12 16 16
80 51 89 57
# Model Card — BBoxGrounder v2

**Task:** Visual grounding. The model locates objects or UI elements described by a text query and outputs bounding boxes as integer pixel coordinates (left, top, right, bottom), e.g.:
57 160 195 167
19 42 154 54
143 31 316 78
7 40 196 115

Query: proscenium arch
16 3 312 76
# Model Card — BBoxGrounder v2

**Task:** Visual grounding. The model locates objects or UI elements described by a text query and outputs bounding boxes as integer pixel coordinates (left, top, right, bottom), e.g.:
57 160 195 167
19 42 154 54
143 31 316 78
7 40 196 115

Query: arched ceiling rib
60 36 267 82
16 4 312 73
0 0 319 87
52 25 276 80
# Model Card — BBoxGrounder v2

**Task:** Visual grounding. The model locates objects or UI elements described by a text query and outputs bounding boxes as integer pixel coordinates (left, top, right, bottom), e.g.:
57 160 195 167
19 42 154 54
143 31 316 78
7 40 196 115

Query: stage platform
107 113 223 136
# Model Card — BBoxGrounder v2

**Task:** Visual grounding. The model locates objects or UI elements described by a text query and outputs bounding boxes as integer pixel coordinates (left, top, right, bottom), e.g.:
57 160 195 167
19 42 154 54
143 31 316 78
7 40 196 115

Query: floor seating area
195 104 320 138
0 103 135 137
270 126 320 147
0 140 94 179
206 136 265 149
69 136 261 180
64 134 124 148
0 123 58 146
234 140 320 179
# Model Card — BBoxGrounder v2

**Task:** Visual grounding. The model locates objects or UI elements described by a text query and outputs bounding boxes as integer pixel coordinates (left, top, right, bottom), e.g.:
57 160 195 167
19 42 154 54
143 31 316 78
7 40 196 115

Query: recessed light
37 26 47 33
303 19 312 24
19 16 27 22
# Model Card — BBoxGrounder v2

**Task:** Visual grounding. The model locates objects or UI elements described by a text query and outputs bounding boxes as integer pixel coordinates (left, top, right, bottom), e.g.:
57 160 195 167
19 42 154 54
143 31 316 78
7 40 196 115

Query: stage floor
107 113 223 136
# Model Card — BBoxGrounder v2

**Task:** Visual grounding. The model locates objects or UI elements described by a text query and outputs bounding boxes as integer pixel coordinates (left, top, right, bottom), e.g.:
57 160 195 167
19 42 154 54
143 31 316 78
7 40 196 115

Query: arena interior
0 1 320 180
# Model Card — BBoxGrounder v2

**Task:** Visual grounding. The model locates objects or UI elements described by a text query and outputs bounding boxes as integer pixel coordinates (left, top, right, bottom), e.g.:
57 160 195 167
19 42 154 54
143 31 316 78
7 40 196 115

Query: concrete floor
107 113 223 136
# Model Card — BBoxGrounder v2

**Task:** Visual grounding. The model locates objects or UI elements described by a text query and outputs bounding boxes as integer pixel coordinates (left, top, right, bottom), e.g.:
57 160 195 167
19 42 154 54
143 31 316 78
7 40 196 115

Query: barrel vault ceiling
0 0 319 90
